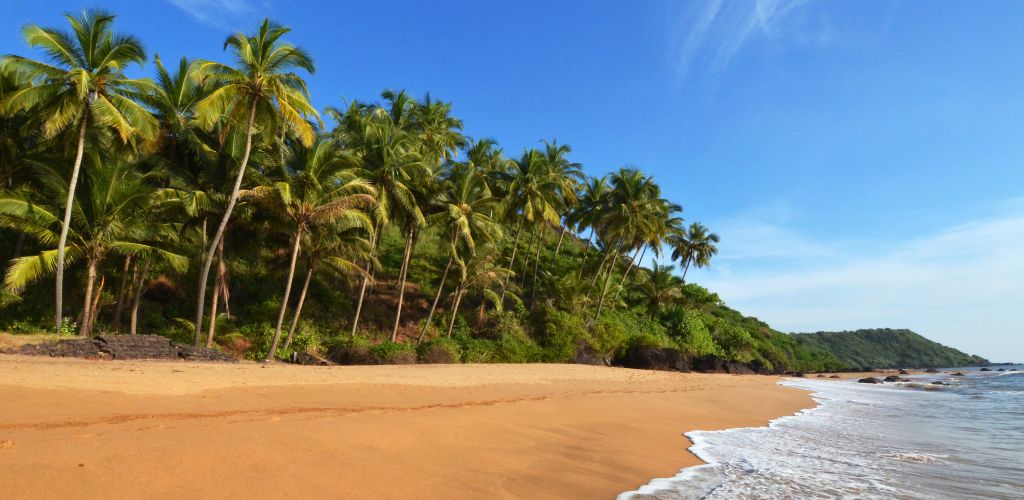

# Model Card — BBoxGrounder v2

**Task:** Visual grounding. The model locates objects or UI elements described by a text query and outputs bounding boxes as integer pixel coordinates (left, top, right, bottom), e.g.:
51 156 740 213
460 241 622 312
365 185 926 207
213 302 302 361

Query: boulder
951 372 966 377
690 355 755 374
858 377 884 384
997 368 1006 372
829 375 841 379
884 375 906 382
617 346 689 372
572 344 607 366
931 381 948 385
816 374 826 378
925 368 940 373
979 368 991 371
898 369 910 375
327 343 375 365
792 372 807 378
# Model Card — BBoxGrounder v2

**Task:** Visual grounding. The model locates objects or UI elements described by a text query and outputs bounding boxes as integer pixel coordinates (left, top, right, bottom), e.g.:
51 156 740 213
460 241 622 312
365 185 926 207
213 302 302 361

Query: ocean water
620 366 1024 499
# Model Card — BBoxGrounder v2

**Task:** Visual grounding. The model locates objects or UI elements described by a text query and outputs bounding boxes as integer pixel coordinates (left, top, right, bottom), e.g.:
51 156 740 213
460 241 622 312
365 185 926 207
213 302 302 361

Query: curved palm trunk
500 216 524 303
266 226 304 361
217 242 231 318
87 276 105 335
591 252 619 324
390 226 415 342
193 100 257 347
680 258 693 284
446 286 465 337
129 256 151 335
112 255 133 329
613 246 646 303
577 233 593 280
206 274 221 347
520 224 539 288
283 266 313 350
350 223 380 337
419 250 454 344
78 258 98 337
55 115 89 329
553 225 567 260
206 238 227 347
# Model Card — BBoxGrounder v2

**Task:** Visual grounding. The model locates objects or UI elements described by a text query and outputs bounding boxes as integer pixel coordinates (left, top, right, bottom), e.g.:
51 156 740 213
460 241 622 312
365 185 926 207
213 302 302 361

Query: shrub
677 310 723 358
417 338 462 364
370 340 417 365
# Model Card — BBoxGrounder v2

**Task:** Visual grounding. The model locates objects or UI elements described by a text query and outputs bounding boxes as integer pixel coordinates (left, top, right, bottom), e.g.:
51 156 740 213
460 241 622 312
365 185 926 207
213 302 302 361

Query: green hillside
792 328 987 369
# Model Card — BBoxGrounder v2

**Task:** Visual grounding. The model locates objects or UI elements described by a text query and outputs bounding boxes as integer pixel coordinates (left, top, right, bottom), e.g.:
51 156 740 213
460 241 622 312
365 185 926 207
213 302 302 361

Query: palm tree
636 263 682 319
447 251 515 337
419 162 501 342
540 140 582 266
281 225 371 350
671 222 720 283
501 149 561 302
570 175 609 279
0 157 185 336
0 10 157 329
190 18 318 346
245 138 374 360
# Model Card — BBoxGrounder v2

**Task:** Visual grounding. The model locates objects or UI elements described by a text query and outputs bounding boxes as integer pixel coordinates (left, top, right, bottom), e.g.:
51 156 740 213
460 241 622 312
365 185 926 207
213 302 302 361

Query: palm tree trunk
350 221 380 337
500 215 524 303
419 250 454 344
112 255 132 330
266 225 304 361
590 246 614 290
531 227 544 292
577 233 593 280
283 266 313 350
206 273 220 348
613 246 645 303
553 225 566 260
88 275 105 335
592 252 619 323
520 224 538 287
681 258 692 284
193 99 258 346
129 256 152 336
55 115 88 330
78 258 97 337
446 287 465 337
391 226 415 342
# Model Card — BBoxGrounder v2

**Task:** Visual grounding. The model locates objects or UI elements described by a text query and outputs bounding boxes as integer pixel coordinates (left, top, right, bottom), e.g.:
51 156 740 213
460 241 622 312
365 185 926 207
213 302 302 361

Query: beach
0 355 811 499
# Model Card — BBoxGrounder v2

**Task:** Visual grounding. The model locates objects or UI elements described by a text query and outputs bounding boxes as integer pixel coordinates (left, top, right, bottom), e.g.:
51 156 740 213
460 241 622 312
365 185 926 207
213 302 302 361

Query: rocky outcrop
7 335 235 362
572 344 607 366
883 375 906 382
829 375 841 379
926 368 940 373
979 368 991 371
288 351 333 366
690 355 756 375
951 372 965 376
326 344 375 365
898 369 910 375
616 346 690 372
858 377 884 384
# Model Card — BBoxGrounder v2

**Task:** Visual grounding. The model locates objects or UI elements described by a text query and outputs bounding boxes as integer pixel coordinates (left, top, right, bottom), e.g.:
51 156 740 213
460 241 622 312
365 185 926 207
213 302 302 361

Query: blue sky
2 0 1021 361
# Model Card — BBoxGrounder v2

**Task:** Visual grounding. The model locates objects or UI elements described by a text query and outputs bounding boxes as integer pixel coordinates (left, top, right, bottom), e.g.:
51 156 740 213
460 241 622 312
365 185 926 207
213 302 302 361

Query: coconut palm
419 162 501 342
0 10 158 329
500 149 562 301
671 222 720 283
447 250 515 337
0 157 185 336
569 175 609 279
190 18 319 346
244 138 374 360
636 263 682 319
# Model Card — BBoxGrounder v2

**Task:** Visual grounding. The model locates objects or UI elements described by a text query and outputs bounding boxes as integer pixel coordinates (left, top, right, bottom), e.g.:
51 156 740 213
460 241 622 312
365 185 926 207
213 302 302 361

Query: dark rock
898 369 910 375
951 372 966 377
572 344 607 366
884 375 906 382
997 368 1006 371
8 335 237 362
931 381 948 385
858 377 884 384
816 374 826 378
326 343 375 365
925 368 940 373
690 355 756 375
617 346 690 372
829 375 841 379
287 351 332 366
792 372 806 378
979 368 991 371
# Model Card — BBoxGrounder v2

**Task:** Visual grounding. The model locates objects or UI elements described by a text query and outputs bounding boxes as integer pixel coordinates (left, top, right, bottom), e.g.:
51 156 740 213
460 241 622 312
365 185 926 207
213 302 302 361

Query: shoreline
0 355 813 499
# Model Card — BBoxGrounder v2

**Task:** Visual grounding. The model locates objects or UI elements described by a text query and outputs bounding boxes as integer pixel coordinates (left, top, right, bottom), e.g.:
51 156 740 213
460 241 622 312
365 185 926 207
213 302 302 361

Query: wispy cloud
667 0 824 81
166 0 262 29
697 201 1024 362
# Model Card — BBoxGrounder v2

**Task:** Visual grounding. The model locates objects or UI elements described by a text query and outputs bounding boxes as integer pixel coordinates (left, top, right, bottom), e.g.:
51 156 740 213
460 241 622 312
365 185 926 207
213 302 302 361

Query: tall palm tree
569 175 609 279
245 138 374 360
0 157 185 336
671 222 720 283
419 162 501 342
500 149 561 302
190 18 318 346
0 10 157 329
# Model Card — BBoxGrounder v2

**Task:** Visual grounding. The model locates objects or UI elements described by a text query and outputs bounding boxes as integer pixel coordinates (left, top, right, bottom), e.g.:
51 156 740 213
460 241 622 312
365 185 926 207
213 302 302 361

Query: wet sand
0 355 812 499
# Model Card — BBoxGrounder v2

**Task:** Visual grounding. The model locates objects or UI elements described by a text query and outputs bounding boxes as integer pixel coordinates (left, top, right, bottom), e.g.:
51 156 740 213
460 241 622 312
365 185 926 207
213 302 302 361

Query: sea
620 366 1024 499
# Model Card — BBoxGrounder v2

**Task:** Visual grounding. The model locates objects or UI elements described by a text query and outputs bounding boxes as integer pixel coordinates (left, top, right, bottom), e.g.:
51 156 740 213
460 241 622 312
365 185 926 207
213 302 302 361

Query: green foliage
793 328 988 369
676 309 723 358
370 340 417 364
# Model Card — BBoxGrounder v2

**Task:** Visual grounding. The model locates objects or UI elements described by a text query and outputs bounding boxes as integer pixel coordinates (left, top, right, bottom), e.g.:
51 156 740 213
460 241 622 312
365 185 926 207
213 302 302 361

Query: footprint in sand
0 440 13 449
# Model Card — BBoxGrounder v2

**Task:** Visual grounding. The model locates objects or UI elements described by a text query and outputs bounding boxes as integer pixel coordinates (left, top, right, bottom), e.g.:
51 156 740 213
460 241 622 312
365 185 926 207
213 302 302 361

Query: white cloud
166 0 259 28
667 0 823 81
698 203 1024 362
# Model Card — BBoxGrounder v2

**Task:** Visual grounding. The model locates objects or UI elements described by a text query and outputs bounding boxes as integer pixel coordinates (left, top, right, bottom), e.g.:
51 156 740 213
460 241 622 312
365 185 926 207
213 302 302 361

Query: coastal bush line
0 10 845 373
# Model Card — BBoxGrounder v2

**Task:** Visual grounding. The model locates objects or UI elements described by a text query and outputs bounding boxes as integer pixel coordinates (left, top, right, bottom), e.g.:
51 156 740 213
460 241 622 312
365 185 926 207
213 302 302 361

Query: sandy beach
0 355 811 499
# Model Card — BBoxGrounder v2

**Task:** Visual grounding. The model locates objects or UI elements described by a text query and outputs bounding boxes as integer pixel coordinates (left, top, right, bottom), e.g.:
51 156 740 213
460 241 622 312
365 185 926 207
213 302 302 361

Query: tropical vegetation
0 10 844 373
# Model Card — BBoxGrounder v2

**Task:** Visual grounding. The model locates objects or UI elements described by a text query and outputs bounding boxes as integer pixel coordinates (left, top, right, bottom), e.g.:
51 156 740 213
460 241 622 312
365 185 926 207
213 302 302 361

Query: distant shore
0 355 811 498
